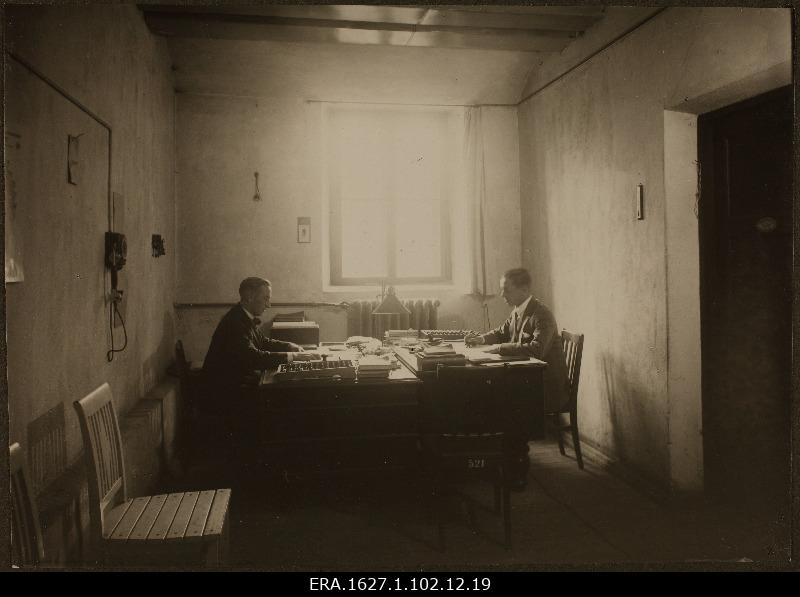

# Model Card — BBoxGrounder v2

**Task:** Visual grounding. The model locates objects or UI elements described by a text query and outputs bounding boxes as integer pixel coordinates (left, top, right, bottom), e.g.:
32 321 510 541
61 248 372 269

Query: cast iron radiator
347 299 440 340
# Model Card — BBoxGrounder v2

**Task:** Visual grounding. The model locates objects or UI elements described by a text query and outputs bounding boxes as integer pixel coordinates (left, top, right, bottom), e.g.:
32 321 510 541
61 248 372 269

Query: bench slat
109 497 151 540
148 493 184 541
203 489 231 537
185 490 215 539
103 500 133 538
166 492 199 540
129 494 168 541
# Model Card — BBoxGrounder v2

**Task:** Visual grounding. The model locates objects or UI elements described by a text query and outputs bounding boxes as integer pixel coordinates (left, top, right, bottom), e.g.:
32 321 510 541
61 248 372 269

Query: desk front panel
261 383 421 440
245 357 545 476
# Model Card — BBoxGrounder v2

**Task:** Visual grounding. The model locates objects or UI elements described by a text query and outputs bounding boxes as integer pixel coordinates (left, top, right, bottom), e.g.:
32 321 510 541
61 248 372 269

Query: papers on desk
463 345 531 365
357 354 397 379
418 343 457 357
357 354 398 371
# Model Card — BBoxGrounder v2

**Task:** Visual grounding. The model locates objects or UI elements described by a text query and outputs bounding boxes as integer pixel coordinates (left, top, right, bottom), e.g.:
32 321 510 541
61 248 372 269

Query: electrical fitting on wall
151 234 166 257
253 171 262 201
297 217 311 243
67 133 84 185
636 184 645 220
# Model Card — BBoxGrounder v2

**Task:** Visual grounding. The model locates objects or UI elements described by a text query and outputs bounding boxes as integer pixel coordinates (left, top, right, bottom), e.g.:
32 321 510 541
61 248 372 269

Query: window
325 104 459 287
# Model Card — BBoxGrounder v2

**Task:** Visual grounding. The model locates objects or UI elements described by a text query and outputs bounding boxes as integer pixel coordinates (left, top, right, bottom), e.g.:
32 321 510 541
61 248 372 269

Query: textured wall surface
517 7 790 489
175 95 519 359
5 5 176 466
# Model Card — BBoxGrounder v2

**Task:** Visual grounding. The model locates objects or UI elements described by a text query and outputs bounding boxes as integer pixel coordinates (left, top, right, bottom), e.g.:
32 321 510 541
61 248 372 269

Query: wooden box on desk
269 321 320 346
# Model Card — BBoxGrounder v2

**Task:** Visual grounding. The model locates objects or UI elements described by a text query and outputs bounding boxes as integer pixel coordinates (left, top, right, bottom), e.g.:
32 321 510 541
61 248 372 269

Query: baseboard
561 433 672 504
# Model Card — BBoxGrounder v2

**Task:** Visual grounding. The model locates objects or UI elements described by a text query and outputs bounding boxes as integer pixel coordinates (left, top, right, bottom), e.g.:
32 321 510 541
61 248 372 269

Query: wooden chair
10 442 45 567
73 383 231 567
422 365 526 551
549 330 585 469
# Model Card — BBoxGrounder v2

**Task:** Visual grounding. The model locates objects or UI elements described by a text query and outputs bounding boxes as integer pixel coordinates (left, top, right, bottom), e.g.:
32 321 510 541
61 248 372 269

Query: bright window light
341 199 388 278
395 199 442 278
325 104 457 287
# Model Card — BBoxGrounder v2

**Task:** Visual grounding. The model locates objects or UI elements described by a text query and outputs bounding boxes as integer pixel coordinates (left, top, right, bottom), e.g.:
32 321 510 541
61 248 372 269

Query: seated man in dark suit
465 268 568 489
202 276 318 408
199 277 319 472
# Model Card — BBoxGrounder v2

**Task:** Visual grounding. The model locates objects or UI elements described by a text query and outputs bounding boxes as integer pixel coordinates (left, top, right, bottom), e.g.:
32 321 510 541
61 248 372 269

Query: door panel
698 86 792 503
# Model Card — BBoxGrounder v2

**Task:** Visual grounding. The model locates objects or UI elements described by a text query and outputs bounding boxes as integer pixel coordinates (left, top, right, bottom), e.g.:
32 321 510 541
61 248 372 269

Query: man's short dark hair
503 268 531 289
239 277 271 299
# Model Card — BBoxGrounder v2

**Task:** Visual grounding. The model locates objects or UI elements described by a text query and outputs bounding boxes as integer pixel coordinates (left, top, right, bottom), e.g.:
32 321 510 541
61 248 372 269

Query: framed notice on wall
5 131 24 282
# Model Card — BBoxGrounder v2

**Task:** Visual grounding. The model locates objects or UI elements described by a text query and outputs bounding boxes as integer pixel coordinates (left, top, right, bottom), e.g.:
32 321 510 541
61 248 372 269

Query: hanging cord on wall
106 297 128 362
482 300 491 332
8 51 121 362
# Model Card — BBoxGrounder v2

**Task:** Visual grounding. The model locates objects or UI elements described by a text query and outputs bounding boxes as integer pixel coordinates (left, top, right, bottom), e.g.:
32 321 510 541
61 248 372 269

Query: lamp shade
372 286 411 316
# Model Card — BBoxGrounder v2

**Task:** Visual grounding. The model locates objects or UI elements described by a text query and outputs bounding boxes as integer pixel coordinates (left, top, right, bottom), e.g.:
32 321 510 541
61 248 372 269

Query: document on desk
463 345 532 365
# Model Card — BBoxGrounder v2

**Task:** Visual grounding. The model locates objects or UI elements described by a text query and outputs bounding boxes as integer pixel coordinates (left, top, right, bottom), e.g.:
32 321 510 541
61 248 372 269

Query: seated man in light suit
465 268 568 489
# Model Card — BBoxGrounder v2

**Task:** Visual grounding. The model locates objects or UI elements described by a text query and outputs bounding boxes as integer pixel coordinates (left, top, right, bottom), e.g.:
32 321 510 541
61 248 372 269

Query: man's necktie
253 318 261 327
511 311 519 342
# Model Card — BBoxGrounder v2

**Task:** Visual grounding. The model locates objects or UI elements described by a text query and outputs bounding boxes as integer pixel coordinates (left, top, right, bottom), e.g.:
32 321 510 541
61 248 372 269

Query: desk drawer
263 385 418 409
263 435 419 474
264 403 418 440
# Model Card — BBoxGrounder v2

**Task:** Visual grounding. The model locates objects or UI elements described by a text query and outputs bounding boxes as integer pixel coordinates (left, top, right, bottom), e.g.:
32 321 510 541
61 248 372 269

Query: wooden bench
74 383 231 567
10 442 45 566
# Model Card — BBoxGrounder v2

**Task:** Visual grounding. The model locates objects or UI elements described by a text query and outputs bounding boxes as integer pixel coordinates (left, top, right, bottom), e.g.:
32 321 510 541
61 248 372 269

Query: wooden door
698 86 792 504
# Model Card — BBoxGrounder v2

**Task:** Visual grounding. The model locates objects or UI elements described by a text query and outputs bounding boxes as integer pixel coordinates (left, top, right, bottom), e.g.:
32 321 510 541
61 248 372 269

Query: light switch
297 217 311 243
636 184 645 220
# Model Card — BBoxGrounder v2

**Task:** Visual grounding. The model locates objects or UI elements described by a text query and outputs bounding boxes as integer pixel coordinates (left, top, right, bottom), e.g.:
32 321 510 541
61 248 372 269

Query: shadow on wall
598 351 667 492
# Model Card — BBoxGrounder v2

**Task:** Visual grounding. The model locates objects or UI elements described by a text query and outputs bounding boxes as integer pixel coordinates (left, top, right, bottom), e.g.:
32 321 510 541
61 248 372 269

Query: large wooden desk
245 345 546 478
393 346 547 440
246 359 422 476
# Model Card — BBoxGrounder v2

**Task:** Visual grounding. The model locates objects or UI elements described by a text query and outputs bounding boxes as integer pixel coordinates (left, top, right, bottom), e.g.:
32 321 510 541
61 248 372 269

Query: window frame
325 104 455 288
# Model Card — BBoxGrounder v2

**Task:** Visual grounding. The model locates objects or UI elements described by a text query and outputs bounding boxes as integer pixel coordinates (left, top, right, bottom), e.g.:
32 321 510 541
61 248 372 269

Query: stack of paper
419 343 456 357
357 354 396 379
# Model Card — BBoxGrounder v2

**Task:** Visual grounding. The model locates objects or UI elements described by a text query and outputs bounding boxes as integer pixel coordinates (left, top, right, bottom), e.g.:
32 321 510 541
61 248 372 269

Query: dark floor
175 440 791 570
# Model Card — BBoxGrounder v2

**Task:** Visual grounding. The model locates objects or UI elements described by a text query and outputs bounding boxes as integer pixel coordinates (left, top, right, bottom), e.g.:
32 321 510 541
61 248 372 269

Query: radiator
347 299 440 339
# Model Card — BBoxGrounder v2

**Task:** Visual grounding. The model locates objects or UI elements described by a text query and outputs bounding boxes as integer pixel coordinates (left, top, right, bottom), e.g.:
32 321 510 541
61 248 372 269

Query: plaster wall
664 111 702 492
175 94 519 360
517 7 790 489
5 6 176 464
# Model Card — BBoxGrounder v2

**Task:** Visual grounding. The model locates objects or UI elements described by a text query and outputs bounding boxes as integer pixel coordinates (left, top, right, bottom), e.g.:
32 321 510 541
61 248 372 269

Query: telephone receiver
105 231 127 291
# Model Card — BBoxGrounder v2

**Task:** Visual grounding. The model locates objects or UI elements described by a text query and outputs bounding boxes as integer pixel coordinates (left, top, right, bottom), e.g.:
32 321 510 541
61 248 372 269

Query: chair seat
103 489 230 545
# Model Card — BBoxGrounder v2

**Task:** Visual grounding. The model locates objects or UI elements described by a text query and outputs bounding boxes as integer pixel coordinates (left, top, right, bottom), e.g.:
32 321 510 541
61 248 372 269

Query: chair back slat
27 403 67 496
74 383 128 543
560 330 584 410
10 442 45 566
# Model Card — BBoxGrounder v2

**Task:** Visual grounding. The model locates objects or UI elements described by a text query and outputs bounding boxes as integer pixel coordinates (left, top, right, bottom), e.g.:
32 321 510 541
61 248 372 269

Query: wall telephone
105 230 129 361
105 231 127 296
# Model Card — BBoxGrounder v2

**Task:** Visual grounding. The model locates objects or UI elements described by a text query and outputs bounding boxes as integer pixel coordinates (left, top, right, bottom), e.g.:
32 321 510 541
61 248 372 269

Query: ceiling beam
143 11 580 52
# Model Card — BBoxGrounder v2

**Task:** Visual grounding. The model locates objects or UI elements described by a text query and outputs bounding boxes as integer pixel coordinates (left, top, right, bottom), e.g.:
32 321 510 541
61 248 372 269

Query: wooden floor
174 441 790 570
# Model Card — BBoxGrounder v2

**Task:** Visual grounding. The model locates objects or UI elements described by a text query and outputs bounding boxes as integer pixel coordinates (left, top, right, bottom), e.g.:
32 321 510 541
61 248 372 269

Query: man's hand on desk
292 352 321 362
464 332 485 347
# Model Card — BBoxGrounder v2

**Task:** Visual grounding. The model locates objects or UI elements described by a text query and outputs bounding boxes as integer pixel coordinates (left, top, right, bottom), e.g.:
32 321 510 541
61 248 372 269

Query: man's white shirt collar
515 295 533 318
241 305 256 320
